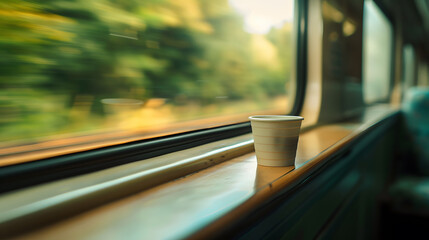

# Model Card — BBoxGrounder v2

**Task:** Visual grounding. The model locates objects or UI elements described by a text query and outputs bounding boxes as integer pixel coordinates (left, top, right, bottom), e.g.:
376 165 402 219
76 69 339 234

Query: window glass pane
402 44 415 92
362 0 393 103
418 61 429 87
0 0 296 157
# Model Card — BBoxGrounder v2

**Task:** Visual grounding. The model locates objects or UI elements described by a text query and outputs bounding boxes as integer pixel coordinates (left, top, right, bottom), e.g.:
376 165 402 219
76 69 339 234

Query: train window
362 0 393 103
0 0 297 163
402 44 416 95
417 61 429 86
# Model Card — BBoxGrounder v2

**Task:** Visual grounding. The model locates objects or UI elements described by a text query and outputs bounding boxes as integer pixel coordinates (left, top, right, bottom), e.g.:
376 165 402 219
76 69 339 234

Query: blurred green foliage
0 0 293 143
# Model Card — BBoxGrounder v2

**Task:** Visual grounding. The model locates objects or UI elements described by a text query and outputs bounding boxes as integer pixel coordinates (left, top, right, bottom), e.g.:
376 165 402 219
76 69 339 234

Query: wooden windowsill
0 105 400 239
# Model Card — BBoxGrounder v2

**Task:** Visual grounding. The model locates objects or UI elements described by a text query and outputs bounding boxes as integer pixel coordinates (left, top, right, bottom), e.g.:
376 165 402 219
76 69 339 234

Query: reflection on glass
322 1 344 23
0 0 295 155
362 0 393 103
343 19 356 37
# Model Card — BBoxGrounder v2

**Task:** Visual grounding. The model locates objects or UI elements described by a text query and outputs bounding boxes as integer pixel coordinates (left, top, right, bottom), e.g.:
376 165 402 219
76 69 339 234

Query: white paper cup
249 115 304 167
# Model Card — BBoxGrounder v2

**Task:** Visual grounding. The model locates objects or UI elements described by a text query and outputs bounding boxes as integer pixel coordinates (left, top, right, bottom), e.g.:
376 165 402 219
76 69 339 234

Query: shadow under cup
249 115 304 167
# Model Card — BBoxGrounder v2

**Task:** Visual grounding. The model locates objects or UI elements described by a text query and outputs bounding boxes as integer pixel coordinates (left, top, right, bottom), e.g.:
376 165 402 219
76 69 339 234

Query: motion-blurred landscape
0 0 293 147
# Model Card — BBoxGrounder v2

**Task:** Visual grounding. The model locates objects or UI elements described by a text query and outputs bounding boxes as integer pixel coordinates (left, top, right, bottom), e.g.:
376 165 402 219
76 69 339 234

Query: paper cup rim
249 115 304 122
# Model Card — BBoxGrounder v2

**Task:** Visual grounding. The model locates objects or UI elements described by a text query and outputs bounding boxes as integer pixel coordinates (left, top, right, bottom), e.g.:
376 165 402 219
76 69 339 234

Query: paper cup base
256 158 295 167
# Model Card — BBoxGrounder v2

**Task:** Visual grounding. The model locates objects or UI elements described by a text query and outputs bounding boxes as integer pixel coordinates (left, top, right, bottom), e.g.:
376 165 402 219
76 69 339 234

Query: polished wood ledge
0 105 399 239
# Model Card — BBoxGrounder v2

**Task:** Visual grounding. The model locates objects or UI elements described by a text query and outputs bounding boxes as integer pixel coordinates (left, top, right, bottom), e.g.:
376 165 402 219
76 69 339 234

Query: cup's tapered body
249 115 303 167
